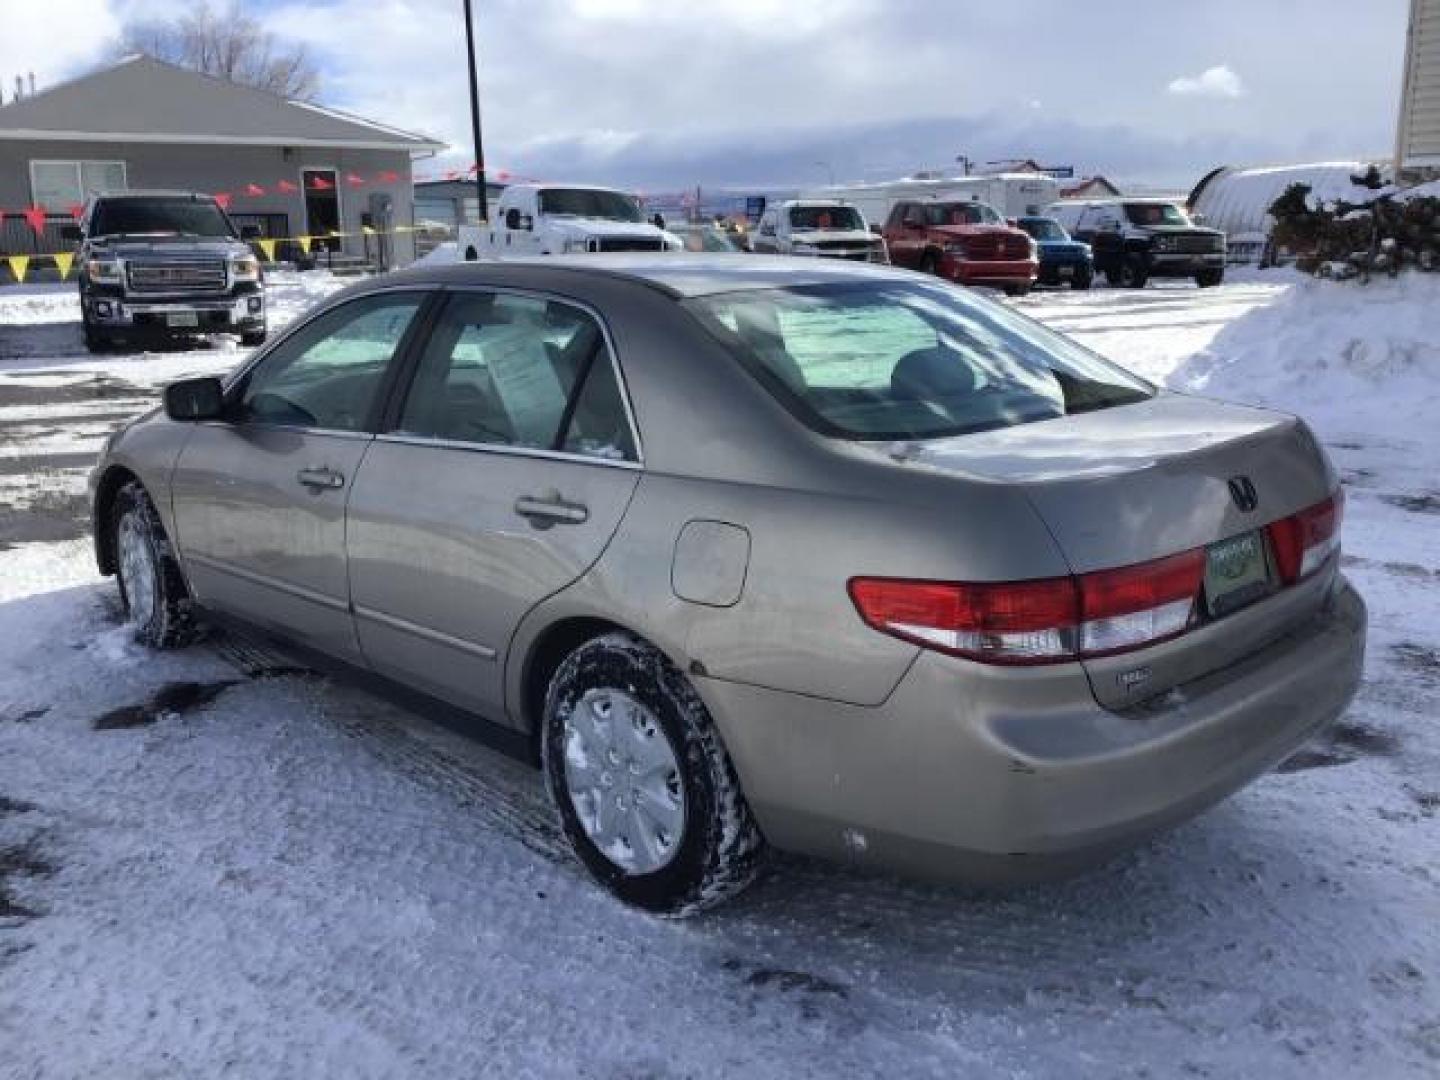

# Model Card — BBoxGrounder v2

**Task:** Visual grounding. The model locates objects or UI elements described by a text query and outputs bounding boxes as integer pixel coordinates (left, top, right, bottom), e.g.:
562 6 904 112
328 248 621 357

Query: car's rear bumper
700 575 1365 885
940 255 1038 286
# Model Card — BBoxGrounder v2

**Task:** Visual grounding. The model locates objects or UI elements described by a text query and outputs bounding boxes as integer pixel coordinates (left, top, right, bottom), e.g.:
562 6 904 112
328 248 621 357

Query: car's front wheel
542 632 764 916
1118 255 1149 288
240 329 268 347
1195 268 1224 288
1071 265 1094 290
111 481 197 648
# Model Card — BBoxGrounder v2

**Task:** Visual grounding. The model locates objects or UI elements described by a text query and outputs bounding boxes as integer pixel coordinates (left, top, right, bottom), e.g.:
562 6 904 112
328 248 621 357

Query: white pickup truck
456 184 679 260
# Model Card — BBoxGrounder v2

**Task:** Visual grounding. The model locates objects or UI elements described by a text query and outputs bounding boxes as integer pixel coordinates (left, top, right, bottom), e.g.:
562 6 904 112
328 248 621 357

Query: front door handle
296 466 345 490
514 495 588 526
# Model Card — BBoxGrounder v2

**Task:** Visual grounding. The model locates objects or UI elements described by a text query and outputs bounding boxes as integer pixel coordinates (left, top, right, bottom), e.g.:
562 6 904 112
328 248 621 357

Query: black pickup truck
68 191 266 352
1057 198 1227 289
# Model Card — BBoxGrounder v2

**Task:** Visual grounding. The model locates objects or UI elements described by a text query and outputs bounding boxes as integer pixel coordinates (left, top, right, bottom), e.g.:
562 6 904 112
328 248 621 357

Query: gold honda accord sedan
90 255 1366 914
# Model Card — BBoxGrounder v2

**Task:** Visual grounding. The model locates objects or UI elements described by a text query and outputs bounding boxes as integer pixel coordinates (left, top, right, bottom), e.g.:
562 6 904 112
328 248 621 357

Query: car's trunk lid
891 393 1339 707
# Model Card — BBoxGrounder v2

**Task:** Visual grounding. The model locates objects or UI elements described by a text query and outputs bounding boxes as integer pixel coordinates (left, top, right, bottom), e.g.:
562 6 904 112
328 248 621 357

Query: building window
29 160 127 210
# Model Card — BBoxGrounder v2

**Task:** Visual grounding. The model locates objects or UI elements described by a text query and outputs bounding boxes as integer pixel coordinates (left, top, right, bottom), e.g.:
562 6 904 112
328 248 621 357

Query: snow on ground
1 270 1438 1078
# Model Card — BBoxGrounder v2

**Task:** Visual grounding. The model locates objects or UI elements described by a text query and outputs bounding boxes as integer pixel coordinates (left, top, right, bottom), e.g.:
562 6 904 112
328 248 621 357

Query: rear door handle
296 466 345 490
514 495 588 526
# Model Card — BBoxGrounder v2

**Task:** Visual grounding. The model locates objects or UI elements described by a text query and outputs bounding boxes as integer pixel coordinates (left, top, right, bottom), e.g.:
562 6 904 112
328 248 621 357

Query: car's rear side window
394 292 637 461
686 282 1153 441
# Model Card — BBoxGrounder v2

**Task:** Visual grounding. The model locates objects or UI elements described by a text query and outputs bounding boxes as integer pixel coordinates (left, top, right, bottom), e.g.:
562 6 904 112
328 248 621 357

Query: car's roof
389 253 917 298
92 190 215 200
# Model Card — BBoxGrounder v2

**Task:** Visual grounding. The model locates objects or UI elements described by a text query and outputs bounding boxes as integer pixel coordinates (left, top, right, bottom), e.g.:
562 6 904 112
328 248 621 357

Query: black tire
82 314 113 353
1004 284 1031 297
1071 266 1095 290
111 482 198 649
240 329 268 347
918 250 940 277
1118 255 1149 289
542 632 765 916
1195 268 1224 288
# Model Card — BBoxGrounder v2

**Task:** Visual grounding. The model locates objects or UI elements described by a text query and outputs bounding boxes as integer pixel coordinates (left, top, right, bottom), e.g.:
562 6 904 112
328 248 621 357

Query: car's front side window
236 293 424 432
394 292 636 462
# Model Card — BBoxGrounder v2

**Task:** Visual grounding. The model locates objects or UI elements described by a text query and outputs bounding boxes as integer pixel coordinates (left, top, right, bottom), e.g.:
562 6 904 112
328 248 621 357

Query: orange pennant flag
7 255 30 283
52 252 74 278
255 238 277 262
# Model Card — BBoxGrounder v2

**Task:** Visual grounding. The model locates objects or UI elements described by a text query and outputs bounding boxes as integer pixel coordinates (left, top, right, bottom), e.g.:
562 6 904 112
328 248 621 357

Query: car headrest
891 346 978 400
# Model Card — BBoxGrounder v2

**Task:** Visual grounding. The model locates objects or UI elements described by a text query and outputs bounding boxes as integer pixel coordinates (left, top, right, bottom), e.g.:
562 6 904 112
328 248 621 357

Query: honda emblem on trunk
1228 476 1259 512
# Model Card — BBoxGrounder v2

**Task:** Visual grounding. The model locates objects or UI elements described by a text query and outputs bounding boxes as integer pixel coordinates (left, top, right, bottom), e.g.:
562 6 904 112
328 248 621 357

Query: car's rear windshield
685 281 1153 441
538 188 643 222
924 202 1001 226
789 205 863 231
91 198 235 238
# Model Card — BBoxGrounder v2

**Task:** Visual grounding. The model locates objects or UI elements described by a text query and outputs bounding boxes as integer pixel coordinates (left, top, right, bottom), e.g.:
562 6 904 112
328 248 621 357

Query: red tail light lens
1265 492 1343 585
847 576 1078 665
1077 549 1205 656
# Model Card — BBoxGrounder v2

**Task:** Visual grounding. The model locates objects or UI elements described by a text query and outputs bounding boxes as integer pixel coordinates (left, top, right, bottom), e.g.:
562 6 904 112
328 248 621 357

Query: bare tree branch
118 1 320 100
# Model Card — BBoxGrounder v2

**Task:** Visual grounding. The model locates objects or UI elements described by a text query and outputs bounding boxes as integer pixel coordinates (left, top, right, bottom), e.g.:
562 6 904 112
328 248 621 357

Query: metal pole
463 0 488 222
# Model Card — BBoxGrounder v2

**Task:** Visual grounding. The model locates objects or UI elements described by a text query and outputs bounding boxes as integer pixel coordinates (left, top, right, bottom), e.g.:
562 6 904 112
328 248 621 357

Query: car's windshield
90 198 235 238
686 282 1153 441
923 202 1002 226
1124 202 1192 228
538 188 644 222
788 205 864 231
1019 218 1067 241
677 228 742 252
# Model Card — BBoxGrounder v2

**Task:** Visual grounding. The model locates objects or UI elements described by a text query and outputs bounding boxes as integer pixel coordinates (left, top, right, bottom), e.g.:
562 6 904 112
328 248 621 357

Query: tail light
1266 492 1343 585
850 489 1341 666
850 548 1203 667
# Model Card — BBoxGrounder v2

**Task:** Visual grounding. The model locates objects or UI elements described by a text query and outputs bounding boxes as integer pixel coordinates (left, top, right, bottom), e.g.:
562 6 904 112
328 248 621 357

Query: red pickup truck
882 199 1038 295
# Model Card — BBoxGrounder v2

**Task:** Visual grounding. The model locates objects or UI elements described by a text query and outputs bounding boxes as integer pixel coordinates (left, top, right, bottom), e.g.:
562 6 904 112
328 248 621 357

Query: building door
302 167 341 251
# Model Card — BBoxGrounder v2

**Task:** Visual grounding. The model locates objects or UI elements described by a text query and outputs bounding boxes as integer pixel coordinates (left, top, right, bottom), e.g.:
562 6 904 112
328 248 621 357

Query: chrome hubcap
117 511 157 627
562 688 686 875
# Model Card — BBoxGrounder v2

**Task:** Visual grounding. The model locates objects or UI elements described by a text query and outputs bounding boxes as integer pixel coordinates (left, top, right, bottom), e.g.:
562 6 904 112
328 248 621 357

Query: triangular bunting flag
329 230 343 239
377 170 400 184
255 238 277 262
245 183 266 197
7 255 30 283
22 206 47 237
362 225 375 235
277 180 298 193
213 193 233 209
346 173 365 187
309 176 333 191
68 204 85 222
52 252 74 279
296 236 313 254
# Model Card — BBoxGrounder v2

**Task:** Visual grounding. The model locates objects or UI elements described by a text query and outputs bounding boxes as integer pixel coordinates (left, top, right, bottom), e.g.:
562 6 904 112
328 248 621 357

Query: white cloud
1167 65 1245 99
0 0 120 98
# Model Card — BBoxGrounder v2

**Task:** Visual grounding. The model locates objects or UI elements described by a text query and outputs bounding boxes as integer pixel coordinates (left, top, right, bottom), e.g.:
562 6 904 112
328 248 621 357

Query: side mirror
240 225 262 241
163 376 226 422
1006 218 1018 228
504 207 522 230
652 213 666 230
60 223 83 243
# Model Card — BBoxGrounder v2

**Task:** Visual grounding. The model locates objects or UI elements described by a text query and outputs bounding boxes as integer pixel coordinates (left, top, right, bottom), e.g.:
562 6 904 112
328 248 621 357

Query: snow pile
1171 272 1440 440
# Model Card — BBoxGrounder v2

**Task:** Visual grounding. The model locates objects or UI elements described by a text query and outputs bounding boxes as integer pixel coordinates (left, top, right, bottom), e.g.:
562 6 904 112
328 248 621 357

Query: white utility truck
456 184 679 260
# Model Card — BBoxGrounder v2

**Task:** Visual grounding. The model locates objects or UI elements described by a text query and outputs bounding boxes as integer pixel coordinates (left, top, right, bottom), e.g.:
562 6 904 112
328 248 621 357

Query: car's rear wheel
82 313 114 353
542 632 764 916
240 329 268 347
1195 268 1224 288
111 482 197 649
1071 266 1094 290
1004 283 1031 297
919 250 940 277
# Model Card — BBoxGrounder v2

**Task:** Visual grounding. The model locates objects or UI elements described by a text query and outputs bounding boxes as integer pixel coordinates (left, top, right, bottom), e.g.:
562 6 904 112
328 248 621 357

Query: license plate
166 311 200 328
1057 265 1073 278
1204 530 1273 617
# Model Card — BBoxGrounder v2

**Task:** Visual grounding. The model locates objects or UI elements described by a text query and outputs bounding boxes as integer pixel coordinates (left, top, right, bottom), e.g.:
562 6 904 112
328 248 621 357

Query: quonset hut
1187 162 1383 263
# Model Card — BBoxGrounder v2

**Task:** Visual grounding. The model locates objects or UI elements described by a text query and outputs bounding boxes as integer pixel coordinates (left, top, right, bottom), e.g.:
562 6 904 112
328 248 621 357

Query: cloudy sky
3 0 1414 192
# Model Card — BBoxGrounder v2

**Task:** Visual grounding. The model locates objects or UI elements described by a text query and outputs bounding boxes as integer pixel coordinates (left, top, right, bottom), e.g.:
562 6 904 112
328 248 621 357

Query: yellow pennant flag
329 230 343 239
296 236 313 254
6 255 29 283
362 225 375 236
51 252 74 279
255 238 277 262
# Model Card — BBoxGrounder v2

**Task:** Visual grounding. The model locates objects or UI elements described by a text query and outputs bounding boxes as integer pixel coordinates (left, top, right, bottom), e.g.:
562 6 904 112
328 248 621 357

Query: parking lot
1 273 1437 1079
